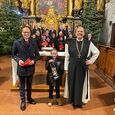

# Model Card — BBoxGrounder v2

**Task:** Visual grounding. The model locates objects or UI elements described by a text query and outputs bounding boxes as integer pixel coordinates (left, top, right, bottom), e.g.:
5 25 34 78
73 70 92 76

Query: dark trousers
49 85 60 99
19 75 33 101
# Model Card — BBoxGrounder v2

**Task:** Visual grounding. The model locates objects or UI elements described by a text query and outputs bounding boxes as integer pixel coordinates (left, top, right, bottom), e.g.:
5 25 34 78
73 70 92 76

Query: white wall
104 1 115 46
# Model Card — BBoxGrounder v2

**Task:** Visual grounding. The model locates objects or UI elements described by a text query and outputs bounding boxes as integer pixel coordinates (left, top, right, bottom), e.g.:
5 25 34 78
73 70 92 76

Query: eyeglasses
23 31 30 33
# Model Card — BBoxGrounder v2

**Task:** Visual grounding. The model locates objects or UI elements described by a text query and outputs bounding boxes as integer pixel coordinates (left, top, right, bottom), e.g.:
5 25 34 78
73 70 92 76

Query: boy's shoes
20 101 26 111
27 98 36 105
48 99 53 107
57 98 63 106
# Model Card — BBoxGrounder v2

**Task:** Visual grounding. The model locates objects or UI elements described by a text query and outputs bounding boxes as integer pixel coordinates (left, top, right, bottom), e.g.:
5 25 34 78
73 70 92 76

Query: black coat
45 57 64 86
12 37 40 76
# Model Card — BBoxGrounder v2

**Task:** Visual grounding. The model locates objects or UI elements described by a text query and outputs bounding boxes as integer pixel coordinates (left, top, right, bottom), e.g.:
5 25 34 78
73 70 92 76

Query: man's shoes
72 104 77 109
20 101 26 111
27 98 36 105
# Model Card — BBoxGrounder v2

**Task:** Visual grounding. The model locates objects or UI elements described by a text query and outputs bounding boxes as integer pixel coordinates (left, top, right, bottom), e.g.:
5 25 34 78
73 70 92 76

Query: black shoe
27 98 36 105
72 104 82 109
20 101 26 111
72 104 77 109
76 105 82 108
73 106 77 109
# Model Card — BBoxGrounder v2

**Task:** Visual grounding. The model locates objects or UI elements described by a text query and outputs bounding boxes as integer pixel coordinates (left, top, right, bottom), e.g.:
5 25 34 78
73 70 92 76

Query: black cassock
68 39 90 106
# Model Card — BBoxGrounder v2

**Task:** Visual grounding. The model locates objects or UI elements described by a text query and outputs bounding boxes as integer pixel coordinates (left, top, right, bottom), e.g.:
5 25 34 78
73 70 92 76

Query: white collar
76 38 83 42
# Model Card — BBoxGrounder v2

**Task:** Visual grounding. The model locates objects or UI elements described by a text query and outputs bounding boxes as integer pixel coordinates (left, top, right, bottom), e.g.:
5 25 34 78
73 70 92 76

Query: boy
45 49 64 106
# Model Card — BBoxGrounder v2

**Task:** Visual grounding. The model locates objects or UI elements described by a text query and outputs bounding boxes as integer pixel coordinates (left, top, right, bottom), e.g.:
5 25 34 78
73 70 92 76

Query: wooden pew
97 45 115 88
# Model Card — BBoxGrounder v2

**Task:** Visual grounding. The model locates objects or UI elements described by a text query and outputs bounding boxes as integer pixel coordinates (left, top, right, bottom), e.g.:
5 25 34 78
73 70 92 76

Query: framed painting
38 0 67 16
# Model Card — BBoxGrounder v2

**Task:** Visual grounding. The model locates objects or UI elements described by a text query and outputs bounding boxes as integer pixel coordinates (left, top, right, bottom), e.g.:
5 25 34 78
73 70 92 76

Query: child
45 48 64 106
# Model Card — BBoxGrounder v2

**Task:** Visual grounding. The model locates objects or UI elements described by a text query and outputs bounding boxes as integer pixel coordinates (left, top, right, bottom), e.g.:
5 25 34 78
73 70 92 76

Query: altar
11 50 65 91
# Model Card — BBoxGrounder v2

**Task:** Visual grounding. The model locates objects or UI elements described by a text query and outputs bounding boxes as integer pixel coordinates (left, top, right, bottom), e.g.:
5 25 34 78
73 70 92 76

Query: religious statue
96 0 105 12
73 0 83 17
74 0 83 10
12 0 19 7
19 0 31 16
20 0 30 9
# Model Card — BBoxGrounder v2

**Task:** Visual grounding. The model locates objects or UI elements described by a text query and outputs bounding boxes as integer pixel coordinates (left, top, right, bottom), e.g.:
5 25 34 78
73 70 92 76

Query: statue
21 0 30 9
96 0 105 12
20 0 31 16
73 0 83 17
74 0 83 10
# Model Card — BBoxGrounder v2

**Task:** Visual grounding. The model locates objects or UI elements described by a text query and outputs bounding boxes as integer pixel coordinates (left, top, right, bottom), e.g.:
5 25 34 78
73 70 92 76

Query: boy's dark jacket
45 56 64 86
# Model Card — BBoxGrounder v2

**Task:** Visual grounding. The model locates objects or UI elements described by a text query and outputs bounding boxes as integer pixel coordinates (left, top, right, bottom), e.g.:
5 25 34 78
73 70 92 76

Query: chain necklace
76 40 84 58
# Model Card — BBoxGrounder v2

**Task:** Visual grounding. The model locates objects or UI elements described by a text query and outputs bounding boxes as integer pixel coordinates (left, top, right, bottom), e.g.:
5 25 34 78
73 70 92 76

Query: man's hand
49 59 54 63
19 59 34 66
19 60 24 66
29 60 34 65
86 60 93 65
65 70 68 74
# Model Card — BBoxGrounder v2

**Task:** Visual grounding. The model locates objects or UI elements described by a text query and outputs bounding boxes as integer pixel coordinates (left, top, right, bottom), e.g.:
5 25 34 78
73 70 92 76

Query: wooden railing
97 45 115 88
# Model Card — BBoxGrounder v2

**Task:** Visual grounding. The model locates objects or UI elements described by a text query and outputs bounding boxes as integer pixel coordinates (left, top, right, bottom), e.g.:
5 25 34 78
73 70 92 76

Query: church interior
0 0 115 114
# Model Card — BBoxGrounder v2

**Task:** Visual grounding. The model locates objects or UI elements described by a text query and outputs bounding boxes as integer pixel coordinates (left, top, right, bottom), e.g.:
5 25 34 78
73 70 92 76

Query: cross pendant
78 54 81 58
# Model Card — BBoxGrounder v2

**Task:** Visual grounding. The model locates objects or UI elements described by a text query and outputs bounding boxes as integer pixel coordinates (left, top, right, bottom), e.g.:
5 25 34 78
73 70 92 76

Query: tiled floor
0 55 115 115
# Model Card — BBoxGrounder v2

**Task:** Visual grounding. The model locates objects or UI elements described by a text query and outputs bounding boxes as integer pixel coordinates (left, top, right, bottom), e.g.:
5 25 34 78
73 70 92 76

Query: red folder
22 58 31 67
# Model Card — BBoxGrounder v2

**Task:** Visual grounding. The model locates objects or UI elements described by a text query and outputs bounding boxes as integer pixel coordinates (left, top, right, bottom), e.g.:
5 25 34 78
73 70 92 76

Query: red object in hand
59 43 64 50
22 58 31 67
42 41 48 47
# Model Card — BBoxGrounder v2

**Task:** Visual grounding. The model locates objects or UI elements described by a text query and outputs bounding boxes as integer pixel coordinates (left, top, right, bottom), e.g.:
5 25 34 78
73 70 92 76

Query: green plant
82 1 104 45
0 1 21 55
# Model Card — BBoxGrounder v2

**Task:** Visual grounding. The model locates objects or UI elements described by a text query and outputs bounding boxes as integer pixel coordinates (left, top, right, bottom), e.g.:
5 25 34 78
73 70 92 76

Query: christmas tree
82 1 104 44
0 1 21 55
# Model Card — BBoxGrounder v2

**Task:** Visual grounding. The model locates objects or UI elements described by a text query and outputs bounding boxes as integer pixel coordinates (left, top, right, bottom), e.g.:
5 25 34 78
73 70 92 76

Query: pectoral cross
78 53 81 58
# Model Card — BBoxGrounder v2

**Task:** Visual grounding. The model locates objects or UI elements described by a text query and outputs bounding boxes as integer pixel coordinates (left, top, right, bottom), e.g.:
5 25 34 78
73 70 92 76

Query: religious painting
38 0 67 16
